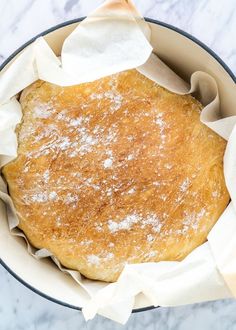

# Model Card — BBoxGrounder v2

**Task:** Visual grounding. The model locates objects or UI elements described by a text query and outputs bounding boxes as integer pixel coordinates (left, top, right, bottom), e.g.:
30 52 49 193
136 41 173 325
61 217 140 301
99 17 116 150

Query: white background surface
0 0 236 329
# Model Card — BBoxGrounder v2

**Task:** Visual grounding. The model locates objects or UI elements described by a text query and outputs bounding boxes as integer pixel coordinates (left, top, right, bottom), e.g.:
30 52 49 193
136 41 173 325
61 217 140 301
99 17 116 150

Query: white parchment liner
0 0 236 324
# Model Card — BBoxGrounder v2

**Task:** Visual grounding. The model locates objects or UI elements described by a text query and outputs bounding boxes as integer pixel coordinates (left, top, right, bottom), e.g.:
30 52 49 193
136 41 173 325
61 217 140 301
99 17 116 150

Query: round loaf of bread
2 69 229 282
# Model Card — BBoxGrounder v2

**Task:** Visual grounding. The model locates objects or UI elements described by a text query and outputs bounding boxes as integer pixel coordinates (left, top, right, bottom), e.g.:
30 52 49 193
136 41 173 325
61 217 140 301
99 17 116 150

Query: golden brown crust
2 69 229 282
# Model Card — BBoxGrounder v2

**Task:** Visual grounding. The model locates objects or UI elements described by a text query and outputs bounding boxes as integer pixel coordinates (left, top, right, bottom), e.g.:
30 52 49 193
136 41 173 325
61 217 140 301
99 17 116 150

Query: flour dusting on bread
2 69 229 282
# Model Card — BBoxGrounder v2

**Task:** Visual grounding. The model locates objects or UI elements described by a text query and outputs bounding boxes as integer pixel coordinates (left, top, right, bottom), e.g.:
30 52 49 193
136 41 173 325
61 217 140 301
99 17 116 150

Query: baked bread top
2 69 229 282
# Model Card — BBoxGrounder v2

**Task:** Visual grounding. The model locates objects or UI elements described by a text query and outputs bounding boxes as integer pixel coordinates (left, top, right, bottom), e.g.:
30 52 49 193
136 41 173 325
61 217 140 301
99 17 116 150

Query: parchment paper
0 0 236 324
